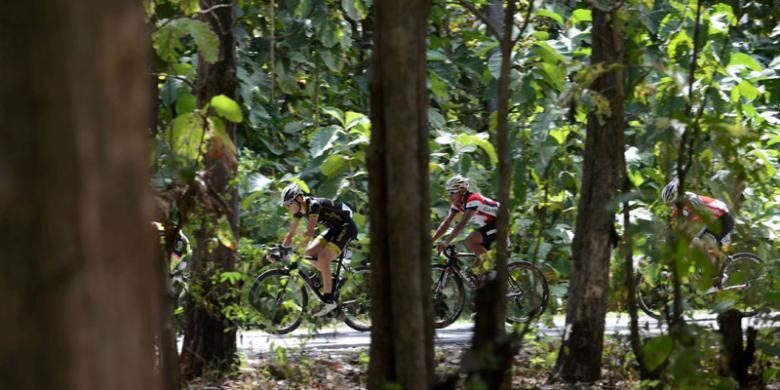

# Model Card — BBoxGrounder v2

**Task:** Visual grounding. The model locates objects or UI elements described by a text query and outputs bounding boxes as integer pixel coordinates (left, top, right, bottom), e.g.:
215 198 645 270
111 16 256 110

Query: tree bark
0 2 162 389
550 5 625 383
179 0 239 380
367 1 434 389
718 309 757 387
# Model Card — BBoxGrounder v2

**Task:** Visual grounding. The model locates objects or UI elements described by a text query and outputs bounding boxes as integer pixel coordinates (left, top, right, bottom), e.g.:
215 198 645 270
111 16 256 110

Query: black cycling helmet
281 183 303 206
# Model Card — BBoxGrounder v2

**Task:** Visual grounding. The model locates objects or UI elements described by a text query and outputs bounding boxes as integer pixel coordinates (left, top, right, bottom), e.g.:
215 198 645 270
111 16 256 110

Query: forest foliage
145 0 780 386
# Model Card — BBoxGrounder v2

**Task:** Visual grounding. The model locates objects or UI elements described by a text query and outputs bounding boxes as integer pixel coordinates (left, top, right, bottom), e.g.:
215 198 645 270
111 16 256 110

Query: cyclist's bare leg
465 231 486 256
305 240 338 295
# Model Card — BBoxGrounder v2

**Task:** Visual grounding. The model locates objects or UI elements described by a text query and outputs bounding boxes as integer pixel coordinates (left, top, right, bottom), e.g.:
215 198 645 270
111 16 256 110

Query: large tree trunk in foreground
0 2 161 389
367 1 434 389
179 0 239 380
550 5 625 383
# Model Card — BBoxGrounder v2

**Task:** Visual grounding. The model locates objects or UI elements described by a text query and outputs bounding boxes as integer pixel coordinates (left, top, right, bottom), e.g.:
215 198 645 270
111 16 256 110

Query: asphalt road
237 312 776 360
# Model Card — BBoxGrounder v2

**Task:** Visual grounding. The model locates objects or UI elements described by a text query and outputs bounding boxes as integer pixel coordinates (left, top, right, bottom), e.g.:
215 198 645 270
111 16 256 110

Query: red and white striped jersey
672 192 729 220
451 192 499 227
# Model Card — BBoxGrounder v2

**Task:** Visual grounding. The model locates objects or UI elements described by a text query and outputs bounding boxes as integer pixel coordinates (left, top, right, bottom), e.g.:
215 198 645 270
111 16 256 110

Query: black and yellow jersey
295 197 354 229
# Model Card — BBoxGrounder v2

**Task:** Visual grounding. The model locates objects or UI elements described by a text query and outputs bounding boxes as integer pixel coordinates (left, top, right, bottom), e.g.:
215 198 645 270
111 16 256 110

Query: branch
586 0 626 13
456 0 503 40
511 0 537 46
151 72 196 90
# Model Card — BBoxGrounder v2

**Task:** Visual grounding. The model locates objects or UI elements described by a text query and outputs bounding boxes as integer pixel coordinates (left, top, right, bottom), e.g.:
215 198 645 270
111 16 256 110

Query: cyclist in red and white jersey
433 175 500 275
661 179 734 246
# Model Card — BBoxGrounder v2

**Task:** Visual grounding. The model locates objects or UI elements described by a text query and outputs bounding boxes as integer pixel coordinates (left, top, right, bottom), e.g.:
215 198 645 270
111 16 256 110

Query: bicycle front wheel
248 269 307 334
720 253 765 316
506 261 549 323
340 266 372 331
431 264 465 329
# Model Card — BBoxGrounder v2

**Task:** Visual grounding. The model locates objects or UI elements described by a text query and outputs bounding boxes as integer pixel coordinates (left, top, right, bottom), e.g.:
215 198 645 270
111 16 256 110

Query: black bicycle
431 245 549 329
636 249 765 319
247 245 371 334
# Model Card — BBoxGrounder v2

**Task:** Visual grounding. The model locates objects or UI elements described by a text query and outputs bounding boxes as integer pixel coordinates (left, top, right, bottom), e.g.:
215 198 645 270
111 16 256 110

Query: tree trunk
367 1 434 389
179 0 239 380
0 2 162 389
550 5 625 383
465 1 516 388
718 310 758 387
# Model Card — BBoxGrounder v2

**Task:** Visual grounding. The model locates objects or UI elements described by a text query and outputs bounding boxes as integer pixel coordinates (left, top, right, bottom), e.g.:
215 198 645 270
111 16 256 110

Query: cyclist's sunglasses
284 198 297 207
448 191 458 196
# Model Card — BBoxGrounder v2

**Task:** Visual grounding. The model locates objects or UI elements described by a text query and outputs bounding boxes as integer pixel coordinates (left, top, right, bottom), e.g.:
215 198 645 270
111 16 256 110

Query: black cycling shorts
318 221 358 255
477 224 498 250
704 212 734 245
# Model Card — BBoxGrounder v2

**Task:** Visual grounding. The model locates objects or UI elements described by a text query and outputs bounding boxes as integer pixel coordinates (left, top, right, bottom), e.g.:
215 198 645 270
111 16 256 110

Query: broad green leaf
345 112 368 130
210 95 243 123
570 9 591 24
216 215 237 250
737 80 759 101
185 19 219 64
341 0 367 21
533 42 567 65
152 19 219 64
535 9 564 26
643 335 674 371
549 127 571 144
322 107 345 126
321 154 349 176
427 49 448 61
287 178 311 194
728 53 763 72
310 125 340 158
455 134 497 166
175 92 196 115
667 31 693 57
171 112 205 160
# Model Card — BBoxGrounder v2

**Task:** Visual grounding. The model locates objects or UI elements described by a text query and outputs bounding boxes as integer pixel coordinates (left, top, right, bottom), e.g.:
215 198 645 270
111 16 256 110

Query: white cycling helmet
446 175 470 193
661 179 678 204
281 183 303 205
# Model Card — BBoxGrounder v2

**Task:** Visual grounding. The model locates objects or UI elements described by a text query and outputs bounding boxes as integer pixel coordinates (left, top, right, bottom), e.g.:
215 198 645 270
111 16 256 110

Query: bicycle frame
435 246 480 290
271 243 351 304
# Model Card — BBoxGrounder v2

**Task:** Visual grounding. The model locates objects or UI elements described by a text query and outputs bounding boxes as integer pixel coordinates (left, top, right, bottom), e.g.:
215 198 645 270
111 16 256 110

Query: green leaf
728 53 763 72
341 0 367 21
152 18 219 64
322 107 345 126
757 340 780 358
549 127 571 144
171 112 205 160
310 125 340 158
220 271 242 285
344 111 368 130
535 9 564 26
455 134 497 166
185 19 219 64
321 154 349 176
570 9 591 24
737 80 759 101
643 335 674 371
216 215 237 250
210 95 243 123
175 92 197 115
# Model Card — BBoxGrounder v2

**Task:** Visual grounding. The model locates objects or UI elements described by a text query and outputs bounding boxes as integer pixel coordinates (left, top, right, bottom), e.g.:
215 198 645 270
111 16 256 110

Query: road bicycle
636 244 765 319
247 244 371 334
431 245 549 329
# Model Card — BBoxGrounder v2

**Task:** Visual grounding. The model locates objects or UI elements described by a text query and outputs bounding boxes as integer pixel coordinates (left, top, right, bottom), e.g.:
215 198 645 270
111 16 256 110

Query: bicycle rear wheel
720 253 765 317
340 266 372 331
248 269 307 334
505 261 549 323
431 264 465 329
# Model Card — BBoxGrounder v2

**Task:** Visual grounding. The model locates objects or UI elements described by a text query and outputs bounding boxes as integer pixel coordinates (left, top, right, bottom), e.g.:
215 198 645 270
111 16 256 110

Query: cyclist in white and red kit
661 179 734 246
433 175 500 275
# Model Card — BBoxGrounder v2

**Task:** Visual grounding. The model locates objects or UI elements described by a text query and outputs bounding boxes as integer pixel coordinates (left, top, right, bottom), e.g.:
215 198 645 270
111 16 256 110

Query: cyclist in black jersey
276 183 357 316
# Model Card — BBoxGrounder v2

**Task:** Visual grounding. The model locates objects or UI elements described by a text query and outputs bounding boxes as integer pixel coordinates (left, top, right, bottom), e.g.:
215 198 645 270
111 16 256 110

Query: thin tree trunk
0 1 162 389
367 1 433 388
179 0 239 380
550 5 625 383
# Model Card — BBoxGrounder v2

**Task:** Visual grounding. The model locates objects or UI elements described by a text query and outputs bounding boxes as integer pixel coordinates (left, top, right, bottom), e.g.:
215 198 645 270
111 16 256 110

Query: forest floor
200 335 637 389
184 314 780 389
